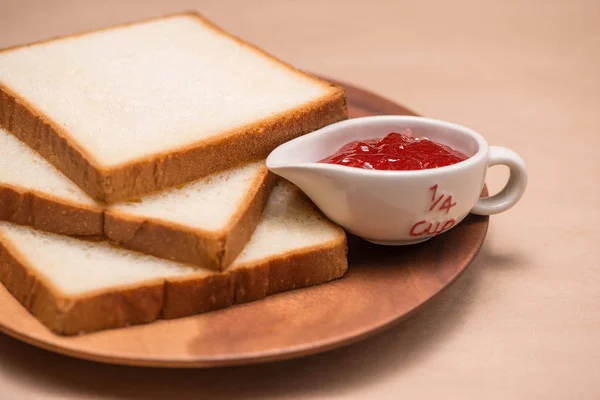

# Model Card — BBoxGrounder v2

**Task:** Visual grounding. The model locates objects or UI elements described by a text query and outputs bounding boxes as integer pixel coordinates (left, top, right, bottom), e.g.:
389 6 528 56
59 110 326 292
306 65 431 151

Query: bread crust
229 239 349 304
0 185 103 236
0 231 347 335
0 12 348 203
103 167 277 270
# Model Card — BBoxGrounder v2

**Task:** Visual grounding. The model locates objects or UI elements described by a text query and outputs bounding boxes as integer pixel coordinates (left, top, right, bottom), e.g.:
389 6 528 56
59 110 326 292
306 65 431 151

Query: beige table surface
0 0 598 398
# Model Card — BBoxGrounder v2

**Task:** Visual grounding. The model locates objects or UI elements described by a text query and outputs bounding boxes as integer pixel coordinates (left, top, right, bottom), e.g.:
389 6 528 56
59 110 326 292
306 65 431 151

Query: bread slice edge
0 184 103 236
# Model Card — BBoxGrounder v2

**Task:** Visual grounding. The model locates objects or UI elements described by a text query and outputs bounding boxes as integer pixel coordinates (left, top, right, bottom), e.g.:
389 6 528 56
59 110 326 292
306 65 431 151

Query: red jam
319 130 468 171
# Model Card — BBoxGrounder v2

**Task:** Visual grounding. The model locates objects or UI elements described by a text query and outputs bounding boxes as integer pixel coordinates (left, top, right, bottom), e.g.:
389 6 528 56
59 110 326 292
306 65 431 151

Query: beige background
0 0 599 398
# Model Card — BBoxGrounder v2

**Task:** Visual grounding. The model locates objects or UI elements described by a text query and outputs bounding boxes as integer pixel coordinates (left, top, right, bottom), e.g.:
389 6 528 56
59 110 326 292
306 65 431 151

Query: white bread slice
0 127 274 270
0 182 347 335
0 12 347 203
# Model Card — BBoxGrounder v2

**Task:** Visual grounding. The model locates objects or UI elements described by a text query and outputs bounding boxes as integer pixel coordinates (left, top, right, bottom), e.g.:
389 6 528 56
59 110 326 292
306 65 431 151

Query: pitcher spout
265 162 327 196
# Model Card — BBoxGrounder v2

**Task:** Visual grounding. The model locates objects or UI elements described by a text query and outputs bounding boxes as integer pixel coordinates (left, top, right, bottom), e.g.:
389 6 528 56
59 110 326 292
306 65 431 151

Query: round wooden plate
0 80 489 368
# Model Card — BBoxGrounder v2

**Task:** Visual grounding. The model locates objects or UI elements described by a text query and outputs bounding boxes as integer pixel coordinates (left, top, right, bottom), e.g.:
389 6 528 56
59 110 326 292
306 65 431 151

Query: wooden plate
0 80 489 368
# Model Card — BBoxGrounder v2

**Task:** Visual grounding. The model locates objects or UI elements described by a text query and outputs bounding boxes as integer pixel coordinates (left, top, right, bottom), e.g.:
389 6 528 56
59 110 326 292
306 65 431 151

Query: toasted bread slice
0 127 274 270
0 12 347 203
0 182 348 335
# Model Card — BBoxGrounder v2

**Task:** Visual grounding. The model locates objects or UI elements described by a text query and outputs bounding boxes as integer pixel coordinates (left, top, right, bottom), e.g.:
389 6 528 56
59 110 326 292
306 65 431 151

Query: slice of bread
0 12 347 203
0 127 274 270
0 182 348 335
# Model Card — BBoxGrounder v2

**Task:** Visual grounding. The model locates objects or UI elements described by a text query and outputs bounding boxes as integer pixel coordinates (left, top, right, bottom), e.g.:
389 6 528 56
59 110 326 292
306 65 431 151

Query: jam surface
319 130 468 171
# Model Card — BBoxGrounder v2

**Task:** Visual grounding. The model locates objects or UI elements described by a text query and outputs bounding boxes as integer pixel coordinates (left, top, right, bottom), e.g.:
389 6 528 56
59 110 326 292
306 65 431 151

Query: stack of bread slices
0 12 349 335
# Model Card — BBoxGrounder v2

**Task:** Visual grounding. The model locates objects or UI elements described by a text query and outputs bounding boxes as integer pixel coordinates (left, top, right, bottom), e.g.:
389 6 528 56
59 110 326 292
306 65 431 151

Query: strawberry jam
319 130 468 171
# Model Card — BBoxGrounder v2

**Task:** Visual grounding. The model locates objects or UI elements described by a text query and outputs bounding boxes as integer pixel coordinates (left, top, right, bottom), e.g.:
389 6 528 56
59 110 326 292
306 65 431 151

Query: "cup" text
409 184 457 237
